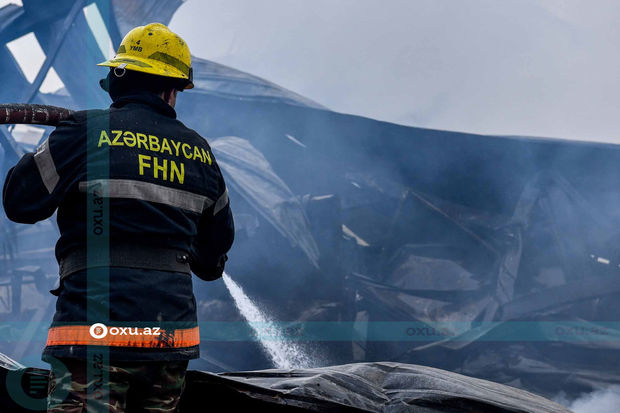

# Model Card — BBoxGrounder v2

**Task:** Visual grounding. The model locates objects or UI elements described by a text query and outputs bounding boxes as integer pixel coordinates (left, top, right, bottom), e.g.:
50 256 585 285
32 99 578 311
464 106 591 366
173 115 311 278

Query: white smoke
556 386 620 413
173 0 620 143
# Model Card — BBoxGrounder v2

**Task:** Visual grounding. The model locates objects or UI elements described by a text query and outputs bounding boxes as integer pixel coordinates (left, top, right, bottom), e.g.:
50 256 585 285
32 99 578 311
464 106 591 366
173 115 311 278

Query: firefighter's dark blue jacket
2 92 234 361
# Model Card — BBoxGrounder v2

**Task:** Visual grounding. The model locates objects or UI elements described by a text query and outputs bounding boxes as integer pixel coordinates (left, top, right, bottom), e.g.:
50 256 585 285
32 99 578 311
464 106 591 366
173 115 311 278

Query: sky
169 0 620 143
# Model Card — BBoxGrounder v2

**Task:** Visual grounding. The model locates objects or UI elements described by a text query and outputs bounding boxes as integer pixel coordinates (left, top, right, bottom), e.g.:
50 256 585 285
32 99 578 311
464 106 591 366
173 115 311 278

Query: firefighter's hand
190 253 227 281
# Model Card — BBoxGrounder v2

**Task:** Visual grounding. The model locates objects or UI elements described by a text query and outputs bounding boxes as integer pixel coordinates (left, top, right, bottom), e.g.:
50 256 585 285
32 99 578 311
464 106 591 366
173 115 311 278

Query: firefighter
2 23 234 412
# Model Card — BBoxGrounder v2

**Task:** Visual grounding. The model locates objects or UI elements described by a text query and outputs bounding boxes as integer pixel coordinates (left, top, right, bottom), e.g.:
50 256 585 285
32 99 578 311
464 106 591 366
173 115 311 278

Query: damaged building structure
0 1 617 411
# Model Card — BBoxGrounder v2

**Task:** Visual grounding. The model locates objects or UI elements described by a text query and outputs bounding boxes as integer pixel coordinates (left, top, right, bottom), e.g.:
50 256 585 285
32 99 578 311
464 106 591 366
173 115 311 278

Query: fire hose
0 103 74 126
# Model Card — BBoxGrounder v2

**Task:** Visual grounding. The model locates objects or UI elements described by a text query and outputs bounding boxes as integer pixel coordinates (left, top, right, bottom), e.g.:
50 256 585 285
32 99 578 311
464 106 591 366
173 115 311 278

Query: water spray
222 272 312 369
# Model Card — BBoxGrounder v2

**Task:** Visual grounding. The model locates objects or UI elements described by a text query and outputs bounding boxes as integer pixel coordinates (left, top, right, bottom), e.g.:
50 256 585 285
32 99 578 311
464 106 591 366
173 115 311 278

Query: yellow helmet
98 23 193 89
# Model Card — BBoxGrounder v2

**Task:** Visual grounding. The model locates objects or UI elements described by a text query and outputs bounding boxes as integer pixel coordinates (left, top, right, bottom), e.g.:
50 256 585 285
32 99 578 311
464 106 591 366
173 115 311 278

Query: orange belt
46 325 200 348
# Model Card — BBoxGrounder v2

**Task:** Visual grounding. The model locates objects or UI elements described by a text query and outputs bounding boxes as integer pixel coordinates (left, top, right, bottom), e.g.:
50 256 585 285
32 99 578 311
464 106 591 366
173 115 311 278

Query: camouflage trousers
47 357 188 412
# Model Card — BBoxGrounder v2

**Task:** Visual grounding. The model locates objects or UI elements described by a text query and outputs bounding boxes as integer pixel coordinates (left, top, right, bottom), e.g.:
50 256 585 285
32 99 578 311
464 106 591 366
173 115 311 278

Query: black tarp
0 354 570 413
